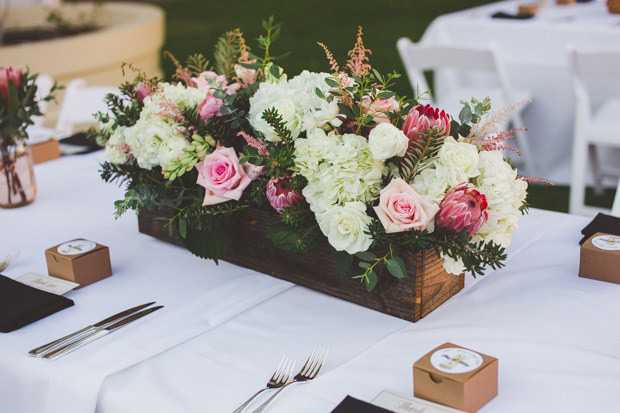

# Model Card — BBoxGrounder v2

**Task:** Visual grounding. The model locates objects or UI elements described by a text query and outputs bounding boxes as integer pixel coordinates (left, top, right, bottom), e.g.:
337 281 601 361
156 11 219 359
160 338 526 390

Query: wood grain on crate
138 207 464 322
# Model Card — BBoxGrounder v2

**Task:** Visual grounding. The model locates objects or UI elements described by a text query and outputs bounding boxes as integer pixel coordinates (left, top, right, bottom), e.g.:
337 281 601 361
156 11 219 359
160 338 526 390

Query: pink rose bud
401 104 451 141
373 178 439 233
266 174 303 212
196 147 260 205
199 93 223 120
135 82 151 102
361 95 400 124
436 184 488 235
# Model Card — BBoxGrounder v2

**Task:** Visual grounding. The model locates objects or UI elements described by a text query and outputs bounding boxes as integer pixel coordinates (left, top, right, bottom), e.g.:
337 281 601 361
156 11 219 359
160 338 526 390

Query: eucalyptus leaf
365 271 378 292
356 251 377 261
459 105 472 124
386 255 407 278
330 246 353 278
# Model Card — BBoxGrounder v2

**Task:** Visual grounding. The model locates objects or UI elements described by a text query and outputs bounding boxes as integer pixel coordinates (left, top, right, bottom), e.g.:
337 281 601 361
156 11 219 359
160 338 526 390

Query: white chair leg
612 176 620 217
588 144 604 195
569 135 589 216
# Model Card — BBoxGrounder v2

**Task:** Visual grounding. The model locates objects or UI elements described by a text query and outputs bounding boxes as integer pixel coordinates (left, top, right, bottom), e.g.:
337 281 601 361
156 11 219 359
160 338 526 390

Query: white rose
438 136 480 179
317 201 373 254
367 122 409 161
103 126 128 164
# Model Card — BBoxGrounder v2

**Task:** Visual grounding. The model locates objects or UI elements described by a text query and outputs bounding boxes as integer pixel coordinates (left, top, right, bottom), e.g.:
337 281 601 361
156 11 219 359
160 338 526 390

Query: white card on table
371 389 465 413
16 272 79 295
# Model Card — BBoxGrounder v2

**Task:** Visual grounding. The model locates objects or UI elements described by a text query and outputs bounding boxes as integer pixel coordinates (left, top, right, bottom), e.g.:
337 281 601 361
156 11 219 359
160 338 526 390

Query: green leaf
181 218 234 263
377 91 395 99
178 218 188 239
329 246 353 278
241 62 262 70
324 77 339 88
358 261 371 269
355 251 377 261
459 104 472 124
337 103 355 119
386 255 407 278
315 87 325 99
365 271 378 292
269 63 281 78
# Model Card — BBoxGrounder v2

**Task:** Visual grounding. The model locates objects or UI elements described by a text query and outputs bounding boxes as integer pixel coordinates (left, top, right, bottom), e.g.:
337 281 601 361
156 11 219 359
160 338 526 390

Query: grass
147 0 616 214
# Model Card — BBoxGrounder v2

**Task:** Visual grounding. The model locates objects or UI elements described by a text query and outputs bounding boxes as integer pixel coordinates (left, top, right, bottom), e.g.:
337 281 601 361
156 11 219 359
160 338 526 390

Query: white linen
2 152 620 412
420 0 620 184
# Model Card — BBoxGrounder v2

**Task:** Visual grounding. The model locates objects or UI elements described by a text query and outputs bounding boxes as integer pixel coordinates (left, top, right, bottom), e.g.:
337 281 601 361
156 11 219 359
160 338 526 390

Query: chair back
55 78 117 136
31 74 54 128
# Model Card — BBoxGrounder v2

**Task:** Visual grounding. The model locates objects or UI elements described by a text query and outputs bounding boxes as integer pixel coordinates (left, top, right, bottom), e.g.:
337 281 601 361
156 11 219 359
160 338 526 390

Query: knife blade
29 302 156 357
42 305 163 361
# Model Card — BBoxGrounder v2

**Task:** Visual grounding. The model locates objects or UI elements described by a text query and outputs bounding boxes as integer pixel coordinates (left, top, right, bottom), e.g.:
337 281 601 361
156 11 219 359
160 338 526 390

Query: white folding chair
396 38 535 175
611 177 620 217
567 45 620 217
55 78 117 137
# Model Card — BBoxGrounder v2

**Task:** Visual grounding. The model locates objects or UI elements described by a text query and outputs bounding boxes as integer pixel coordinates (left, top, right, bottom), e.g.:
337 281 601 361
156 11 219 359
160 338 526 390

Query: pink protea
436 184 488 235
266 174 303 212
0 66 23 102
401 104 451 141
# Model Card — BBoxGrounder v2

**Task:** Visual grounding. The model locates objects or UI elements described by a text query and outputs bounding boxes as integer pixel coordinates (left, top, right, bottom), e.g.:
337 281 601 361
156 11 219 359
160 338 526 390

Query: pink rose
194 71 227 91
199 93 223 120
0 66 23 102
373 178 439 233
266 174 303 212
196 147 261 205
361 95 399 123
135 82 151 103
234 62 258 86
436 184 488 235
402 104 451 142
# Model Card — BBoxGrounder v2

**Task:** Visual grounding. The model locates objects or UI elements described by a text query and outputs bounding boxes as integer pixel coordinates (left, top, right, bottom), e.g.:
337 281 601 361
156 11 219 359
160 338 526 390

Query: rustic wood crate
138 208 464 322
609 0 620 13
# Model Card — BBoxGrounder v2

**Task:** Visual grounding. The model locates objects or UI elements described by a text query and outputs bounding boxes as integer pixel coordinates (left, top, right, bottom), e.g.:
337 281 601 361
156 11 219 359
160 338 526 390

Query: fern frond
214 28 246 82
185 53 211 76
399 127 445 182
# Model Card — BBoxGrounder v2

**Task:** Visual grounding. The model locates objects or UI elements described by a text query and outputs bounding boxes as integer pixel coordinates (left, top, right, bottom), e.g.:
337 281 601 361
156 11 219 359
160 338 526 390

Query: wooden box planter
138 208 464 322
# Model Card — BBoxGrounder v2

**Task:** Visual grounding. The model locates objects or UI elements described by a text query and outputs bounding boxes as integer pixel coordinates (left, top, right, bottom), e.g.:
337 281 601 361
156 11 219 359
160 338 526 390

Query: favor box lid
414 342 498 412
579 232 620 285
45 239 112 288
31 138 60 164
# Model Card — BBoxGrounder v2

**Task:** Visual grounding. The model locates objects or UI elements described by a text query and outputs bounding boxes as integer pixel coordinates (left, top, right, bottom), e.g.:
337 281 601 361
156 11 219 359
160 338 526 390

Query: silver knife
42 305 163 361
29 302 156 357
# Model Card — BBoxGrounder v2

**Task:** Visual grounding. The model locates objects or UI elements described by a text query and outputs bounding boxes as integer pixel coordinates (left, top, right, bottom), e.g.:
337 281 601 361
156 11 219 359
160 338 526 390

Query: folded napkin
331 396 393 413
580 213 620 245
59 132 102 155
491 11 534 20
0 274 74 333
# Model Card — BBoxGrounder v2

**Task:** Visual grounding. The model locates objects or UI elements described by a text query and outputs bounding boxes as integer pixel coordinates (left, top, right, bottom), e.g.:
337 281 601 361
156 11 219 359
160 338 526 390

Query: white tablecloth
2 152 620 412
420 0 620 184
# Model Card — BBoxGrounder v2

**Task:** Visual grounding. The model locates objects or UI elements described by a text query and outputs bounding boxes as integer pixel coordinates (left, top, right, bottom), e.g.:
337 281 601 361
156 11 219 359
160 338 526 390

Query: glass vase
0 137 37 208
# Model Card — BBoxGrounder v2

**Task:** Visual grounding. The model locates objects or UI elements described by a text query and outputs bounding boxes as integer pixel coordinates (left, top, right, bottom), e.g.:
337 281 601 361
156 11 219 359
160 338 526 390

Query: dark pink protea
401 104 451 141
266 174 303 212
436 185 488 235
0 66 23 102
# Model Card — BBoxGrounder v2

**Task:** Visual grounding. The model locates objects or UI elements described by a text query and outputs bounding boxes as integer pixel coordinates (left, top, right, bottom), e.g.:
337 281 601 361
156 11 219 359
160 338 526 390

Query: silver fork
233 356 296 413
0 248 19 272
252 344 329 413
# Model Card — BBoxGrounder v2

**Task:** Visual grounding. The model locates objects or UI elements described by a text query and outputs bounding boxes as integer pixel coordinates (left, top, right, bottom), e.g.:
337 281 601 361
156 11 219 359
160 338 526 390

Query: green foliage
162 134 216 181
353 245 406 291
434 229 506 277
213 29 245 82
398 127 445 182
266 221 322 253
185 53 212 76
450 97 491 139
329 246 354 278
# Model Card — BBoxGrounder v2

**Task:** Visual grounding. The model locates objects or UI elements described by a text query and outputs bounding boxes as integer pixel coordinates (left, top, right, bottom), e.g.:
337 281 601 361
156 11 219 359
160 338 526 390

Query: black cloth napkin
491 11 535 20
59 132 103 155
0 274 74 333
331 396 393 413
580 213 620 245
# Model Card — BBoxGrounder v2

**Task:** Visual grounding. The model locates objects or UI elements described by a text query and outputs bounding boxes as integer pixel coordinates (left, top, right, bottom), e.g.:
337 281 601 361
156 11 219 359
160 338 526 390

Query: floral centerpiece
0 67 59 208
95 20 528 298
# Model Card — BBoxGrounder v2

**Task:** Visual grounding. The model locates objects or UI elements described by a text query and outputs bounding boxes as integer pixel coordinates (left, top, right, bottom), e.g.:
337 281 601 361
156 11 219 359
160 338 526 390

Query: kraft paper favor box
30 138 61 164
45 239 112 288
414 343 498 412
579 232 620 284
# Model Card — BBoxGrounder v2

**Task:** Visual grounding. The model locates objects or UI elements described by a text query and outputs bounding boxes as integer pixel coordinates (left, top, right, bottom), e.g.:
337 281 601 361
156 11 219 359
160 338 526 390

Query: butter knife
42 305 163 361
29 302 156 357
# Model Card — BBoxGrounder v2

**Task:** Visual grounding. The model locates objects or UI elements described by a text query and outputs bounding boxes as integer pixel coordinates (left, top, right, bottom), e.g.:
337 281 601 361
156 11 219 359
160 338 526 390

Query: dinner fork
0 248 19 272
232 356 296 413
252 344 329 413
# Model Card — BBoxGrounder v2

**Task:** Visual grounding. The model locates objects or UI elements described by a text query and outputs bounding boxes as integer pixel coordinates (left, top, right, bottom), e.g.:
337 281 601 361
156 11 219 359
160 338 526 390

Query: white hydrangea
473 150 527 247
411 163 454 204
294 130 387 215
248 70 340 142
103 126 129 165
142 82 206 115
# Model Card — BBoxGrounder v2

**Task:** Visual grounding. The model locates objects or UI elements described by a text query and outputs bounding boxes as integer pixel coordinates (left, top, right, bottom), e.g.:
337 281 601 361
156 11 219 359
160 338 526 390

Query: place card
371 389 465 412
15 272 79 295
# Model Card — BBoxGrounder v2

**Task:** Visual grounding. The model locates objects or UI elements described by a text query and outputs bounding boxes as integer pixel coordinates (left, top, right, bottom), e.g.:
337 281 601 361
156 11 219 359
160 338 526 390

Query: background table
1 152 620 412
420 0 620 185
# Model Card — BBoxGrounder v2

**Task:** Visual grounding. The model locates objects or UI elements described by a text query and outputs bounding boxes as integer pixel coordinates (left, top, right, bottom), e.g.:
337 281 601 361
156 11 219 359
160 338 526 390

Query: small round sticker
592 235 620 251
430 348 483 374
57 240 96 255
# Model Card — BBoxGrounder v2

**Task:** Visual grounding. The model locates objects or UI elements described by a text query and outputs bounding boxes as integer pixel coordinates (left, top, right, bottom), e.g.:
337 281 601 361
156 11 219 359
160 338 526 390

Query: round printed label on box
592 235 620 251
57 240 96 255
430 348 483 374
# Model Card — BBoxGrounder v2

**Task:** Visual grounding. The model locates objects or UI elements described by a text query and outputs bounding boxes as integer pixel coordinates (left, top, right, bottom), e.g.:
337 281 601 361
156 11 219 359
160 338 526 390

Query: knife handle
42 329 109 361
29 326 96 357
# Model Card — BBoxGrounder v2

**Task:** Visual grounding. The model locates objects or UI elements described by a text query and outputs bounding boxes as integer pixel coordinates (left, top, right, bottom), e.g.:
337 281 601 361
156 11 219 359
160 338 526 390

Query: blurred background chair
55 78 117 138
567 45 620 216
31 73 54 128
396 38 535 176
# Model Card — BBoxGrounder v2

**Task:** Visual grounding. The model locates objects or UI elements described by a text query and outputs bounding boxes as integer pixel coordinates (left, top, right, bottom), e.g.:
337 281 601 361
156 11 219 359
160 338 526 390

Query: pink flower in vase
401 104 451 142
196 147 262 205
436 184 488 235
266 174 303 212
135 82 151 103
0 66 23 102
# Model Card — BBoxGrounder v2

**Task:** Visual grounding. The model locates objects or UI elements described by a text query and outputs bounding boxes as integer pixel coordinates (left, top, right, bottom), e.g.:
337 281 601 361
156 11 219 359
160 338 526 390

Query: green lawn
149 0 616 213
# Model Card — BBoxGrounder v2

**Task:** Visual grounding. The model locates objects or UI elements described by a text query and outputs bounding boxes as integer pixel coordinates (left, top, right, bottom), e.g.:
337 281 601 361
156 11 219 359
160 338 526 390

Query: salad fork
252 344 329 413
0 248 19 272
233 355 296 413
